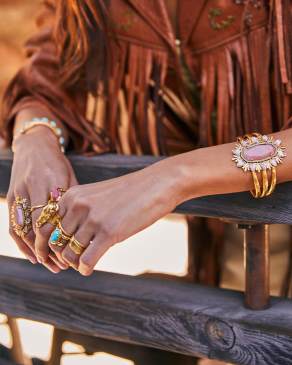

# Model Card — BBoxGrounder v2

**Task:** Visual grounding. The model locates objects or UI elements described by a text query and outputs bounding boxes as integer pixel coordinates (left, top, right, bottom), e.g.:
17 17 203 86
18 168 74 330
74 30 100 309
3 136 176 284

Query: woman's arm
2 1 89 272
40 128 291 276
8 105 78 273
160 128 292 203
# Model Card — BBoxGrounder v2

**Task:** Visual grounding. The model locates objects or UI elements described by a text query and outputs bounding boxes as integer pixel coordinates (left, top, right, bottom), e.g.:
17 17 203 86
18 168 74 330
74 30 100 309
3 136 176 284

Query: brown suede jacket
1 0 292 157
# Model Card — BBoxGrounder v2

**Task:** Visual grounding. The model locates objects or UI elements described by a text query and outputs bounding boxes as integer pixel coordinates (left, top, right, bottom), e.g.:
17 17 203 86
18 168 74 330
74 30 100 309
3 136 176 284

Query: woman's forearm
155 128 292 204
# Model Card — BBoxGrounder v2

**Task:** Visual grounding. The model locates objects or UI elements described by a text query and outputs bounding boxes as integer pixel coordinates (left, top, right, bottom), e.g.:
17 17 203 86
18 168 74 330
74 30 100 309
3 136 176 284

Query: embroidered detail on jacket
208 8 235 31
112 10 136 32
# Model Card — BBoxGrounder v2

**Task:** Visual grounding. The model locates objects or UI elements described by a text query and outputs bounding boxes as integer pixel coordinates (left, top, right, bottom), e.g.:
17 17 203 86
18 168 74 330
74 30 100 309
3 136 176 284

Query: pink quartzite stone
16 206 24 226
242 144 276 162
51 188 61 201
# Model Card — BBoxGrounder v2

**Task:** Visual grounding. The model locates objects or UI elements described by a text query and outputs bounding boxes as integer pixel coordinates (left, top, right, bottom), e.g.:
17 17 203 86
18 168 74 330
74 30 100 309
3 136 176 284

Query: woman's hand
7 126 78 273
40 161 188 276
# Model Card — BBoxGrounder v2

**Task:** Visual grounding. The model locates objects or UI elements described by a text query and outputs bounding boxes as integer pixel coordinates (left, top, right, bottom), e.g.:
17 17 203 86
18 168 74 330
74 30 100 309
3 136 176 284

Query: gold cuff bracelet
232 133 286 198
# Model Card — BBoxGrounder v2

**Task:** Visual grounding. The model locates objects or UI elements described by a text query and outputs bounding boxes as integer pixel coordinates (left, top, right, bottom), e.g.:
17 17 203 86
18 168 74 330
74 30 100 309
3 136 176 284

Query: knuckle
77 197 89 209
87 212 97 227
98 222 116 244
36 246 47 255
61 250 72 263
64 186 78 201
25 174 38 186
38 225 52 239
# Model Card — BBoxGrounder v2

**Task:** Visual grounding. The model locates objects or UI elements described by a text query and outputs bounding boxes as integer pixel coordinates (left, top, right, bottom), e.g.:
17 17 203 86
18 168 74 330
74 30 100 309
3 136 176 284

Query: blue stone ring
49 222 72 248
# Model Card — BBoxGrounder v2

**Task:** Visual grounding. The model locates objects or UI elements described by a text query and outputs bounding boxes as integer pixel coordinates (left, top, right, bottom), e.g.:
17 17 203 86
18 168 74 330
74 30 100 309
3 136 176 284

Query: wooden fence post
243 224 270 310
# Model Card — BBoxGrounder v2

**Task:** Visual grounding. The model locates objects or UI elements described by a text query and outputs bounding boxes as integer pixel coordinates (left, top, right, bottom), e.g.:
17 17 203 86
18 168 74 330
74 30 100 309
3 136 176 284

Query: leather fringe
197 0 292 147
88 40 169 155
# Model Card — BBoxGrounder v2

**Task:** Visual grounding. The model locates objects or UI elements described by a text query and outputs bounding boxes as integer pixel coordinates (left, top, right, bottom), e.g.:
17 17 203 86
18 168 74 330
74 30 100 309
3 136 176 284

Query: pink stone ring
232 133 286 198
50 187 66 202
10 197 32 239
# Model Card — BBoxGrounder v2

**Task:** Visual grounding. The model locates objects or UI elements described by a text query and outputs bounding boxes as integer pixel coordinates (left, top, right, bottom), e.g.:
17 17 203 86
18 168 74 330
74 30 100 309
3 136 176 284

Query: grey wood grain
0 359 19 365
1 150 292 224
0 256 292 365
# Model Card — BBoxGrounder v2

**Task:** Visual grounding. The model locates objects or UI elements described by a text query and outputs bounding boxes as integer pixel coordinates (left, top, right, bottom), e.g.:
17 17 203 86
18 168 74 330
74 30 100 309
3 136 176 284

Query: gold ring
50 187 67 202
31 203 47 213
10 197 32 239
36 201 60 228
49 222 72 248
69 236 85 255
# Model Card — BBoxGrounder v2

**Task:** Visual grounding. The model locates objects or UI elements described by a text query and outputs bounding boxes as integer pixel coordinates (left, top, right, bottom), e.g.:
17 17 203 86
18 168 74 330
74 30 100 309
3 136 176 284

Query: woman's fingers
35 222 57 262
9 229 37 264
48 252 69 270
8 190 37 263
32 187 67 263
78 236 111 276
41 257 62 274
61 225 93 269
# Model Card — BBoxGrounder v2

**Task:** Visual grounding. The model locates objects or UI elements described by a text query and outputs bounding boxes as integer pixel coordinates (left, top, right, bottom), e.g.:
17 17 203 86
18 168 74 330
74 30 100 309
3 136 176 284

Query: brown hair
55 0 109 86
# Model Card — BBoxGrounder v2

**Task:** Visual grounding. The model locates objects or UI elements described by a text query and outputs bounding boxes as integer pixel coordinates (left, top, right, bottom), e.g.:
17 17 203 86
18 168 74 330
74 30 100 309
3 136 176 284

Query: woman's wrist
156 144 254 204
13 126 62 155
147 155 200 208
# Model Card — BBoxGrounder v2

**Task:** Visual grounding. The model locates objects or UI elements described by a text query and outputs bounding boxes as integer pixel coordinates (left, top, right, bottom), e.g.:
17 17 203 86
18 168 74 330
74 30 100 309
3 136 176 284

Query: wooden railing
1 149 292 364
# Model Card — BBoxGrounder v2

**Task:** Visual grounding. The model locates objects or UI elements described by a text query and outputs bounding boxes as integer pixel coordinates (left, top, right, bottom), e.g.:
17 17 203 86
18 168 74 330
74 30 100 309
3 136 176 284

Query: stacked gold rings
49 226 85 255
232 133 286 199
69 237 85 255
11 188 65 239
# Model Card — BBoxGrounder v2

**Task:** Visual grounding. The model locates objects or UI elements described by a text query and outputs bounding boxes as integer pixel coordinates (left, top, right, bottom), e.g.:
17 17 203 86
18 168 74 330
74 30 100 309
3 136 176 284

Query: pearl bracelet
13 117 66 153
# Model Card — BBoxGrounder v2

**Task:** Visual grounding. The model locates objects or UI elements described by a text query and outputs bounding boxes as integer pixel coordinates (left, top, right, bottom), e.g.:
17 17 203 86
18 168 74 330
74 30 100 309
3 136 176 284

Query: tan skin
9 103 292 276
7 1 292 275
9 106 75 273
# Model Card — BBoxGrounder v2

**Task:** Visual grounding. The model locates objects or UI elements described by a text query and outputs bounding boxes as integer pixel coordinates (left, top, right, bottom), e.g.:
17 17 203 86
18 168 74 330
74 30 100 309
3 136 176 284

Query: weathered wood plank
0 359 19 365
1 150 292 224
0 256 292 365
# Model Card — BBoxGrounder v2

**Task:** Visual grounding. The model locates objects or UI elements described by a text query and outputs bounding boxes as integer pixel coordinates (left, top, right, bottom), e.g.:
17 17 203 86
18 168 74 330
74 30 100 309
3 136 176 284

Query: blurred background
0 1 188 364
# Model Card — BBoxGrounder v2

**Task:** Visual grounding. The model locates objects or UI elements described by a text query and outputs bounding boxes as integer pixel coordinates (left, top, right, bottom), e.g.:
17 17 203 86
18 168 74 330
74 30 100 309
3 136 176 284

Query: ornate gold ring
49 222 72 248
10 197 32 239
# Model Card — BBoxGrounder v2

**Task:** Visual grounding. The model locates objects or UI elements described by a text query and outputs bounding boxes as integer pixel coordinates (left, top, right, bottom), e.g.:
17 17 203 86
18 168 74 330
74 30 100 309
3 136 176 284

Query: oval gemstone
50 229 61 243
51 188 61 201
242 144 276 162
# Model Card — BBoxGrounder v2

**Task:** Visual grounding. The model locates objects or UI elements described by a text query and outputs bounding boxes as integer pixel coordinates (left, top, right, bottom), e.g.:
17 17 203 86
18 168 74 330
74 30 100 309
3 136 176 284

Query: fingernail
29 257 37 264
37 257 44 264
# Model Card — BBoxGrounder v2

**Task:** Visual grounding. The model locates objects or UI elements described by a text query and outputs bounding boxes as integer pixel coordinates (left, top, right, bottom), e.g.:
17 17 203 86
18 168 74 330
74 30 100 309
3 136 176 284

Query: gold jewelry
50 187 66 202
36 200 61 228
232 133 286 198
10 197 32 239
69 236 85 255
49 222 72 248
31 204 47 213
12 118 65 153
36 187 66 228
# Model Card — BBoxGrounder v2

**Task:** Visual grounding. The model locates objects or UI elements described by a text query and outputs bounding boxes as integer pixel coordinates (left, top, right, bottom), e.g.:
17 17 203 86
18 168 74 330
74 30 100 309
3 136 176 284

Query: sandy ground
0 200 188 364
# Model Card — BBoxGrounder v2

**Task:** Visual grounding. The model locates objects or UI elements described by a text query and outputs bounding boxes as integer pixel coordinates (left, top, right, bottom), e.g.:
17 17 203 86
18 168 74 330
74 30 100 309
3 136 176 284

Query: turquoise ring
50 224 71 248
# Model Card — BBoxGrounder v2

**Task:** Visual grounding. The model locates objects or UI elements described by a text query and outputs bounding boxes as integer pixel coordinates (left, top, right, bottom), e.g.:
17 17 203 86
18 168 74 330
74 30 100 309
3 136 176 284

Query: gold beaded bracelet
232 133 286 198
12 117 65 153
